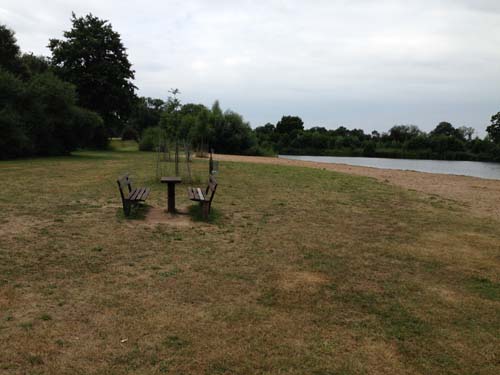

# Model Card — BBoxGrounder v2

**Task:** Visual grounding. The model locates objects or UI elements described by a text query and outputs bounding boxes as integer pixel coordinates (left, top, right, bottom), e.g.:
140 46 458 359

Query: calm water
280 155 500 180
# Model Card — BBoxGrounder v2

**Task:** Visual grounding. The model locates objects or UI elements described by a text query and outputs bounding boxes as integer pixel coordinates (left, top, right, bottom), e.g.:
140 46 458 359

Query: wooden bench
117 174 150 216
187 175 218 219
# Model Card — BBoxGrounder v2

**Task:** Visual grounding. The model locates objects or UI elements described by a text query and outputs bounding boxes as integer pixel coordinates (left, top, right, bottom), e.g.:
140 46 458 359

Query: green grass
0 144 499 374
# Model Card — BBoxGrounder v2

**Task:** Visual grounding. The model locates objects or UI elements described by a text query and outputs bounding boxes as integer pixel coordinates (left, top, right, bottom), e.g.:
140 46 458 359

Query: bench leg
201 201 210 220
123 200 131 216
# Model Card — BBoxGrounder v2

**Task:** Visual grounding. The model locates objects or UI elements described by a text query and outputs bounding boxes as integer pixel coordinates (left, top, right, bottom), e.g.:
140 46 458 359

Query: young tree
159 89 182 140
49 13 136 135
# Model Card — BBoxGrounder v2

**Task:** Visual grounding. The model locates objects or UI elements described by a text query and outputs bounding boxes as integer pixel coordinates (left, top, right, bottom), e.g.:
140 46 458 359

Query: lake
279 155 500 180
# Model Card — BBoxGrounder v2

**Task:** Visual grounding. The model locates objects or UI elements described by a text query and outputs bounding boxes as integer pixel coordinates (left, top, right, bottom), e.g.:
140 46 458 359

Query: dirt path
216 154 500 220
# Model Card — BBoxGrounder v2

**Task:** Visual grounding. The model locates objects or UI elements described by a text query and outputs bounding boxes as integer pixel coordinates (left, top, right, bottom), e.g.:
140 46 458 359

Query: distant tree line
253 117 500 161
130 103 500 161
2 14 500 162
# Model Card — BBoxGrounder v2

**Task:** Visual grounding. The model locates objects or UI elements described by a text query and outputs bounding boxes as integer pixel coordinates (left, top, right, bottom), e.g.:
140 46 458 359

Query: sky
2 0 500 135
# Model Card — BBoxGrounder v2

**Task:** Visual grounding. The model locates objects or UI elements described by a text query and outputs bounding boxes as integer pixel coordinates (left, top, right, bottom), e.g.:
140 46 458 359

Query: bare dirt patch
0 216 52 237
140 206 194 227
280 270 329 291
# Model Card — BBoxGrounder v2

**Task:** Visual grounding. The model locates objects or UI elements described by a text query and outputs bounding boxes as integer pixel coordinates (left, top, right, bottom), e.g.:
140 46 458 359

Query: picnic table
161 176 182 213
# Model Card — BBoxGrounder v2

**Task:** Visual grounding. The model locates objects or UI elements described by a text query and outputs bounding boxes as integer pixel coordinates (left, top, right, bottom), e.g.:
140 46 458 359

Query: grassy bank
0 144 499 374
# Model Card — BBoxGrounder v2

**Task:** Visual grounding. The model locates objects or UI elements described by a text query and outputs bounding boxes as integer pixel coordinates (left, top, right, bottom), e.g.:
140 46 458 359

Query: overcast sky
2 0 500 134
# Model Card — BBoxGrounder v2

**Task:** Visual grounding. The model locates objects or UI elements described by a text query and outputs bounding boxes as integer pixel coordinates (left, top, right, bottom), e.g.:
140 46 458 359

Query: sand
215 154 500 220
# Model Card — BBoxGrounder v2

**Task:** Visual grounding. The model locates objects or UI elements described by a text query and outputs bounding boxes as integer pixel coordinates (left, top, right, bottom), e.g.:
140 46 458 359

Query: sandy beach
216 154 500 220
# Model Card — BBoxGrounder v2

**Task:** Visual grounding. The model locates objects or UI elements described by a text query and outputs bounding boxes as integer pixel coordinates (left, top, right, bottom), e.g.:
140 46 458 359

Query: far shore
216 154 500 220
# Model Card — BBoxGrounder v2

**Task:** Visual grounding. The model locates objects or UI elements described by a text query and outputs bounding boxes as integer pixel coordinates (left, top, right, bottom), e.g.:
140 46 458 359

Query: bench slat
136 187 146 200
197 188 205 201
127 188 138 200
139 187 150 201
129 187 143 201
136 188 149 201
187 186 207 201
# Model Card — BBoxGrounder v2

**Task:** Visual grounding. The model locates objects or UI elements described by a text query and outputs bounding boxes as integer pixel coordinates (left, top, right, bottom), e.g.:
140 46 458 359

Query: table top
160 176 182 183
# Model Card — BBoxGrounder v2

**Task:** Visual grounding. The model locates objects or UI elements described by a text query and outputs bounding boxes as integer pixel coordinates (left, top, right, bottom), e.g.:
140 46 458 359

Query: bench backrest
205 175 218 203
117 174 133 201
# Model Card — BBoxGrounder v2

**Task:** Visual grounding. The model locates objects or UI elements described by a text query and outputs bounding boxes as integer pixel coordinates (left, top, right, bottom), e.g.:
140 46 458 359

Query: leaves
49 13 136 135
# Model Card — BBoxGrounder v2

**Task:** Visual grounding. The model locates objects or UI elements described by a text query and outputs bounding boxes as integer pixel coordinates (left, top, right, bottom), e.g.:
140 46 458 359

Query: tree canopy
49 13 136 135
0 25 27 77
0 23 107 159
487 113 500 144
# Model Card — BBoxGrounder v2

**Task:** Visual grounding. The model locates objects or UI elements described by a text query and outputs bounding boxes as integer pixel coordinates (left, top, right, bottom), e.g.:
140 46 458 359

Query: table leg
167 182 176 213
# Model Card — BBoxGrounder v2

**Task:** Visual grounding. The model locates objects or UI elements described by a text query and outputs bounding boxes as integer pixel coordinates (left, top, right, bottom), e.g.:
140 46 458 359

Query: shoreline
215 154 500 220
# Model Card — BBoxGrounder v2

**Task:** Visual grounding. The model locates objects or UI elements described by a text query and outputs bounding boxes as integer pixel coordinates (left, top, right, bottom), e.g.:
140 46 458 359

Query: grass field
1 141 499 374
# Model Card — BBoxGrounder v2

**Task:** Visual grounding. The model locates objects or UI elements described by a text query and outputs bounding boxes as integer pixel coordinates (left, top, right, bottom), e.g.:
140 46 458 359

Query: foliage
0 68 108 159
389 125 422 143
128 97 165 133
253 116 500 161
121 125 139 141
142 98 258 155
431 121 464 140
71 106 107 149
211 110 257 154
0 24 27 77
139 126 164 151
487 112 500 144
0 24 107 159
49 13 136 136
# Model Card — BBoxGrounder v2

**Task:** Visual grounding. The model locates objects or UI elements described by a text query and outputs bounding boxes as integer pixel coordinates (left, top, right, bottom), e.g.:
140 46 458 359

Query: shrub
0 68 108 159
139 127 163 151
25 71 79 155
0 108 32 158
71 106 108 149
121 125 139 141
0 69 31 159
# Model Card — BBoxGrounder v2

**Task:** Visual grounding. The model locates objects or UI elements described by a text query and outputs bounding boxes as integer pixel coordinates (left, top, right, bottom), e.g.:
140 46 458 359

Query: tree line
2 13 500 161
253 117 500 161
0 14 259 159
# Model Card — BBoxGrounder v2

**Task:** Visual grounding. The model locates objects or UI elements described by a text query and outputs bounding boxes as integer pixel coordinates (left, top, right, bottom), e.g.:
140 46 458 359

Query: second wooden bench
187 175 218 219
117 174 150 216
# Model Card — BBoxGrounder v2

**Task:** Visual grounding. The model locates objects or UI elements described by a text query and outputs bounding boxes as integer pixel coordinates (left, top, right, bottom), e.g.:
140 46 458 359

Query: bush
139 127 163 151
0 108 32 159
0 68 107 159
25 71 80 155
121 125 139 141
0 69 31 159
71 106 108 149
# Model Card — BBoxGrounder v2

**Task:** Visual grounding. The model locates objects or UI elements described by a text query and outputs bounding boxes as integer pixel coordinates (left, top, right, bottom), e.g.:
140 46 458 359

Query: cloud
2 0 499 133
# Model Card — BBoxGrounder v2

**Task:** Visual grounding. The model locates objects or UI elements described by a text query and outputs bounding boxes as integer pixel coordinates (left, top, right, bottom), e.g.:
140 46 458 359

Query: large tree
276 116 304 134
431 121 463 140
49 13 136 135
275 116 304 150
